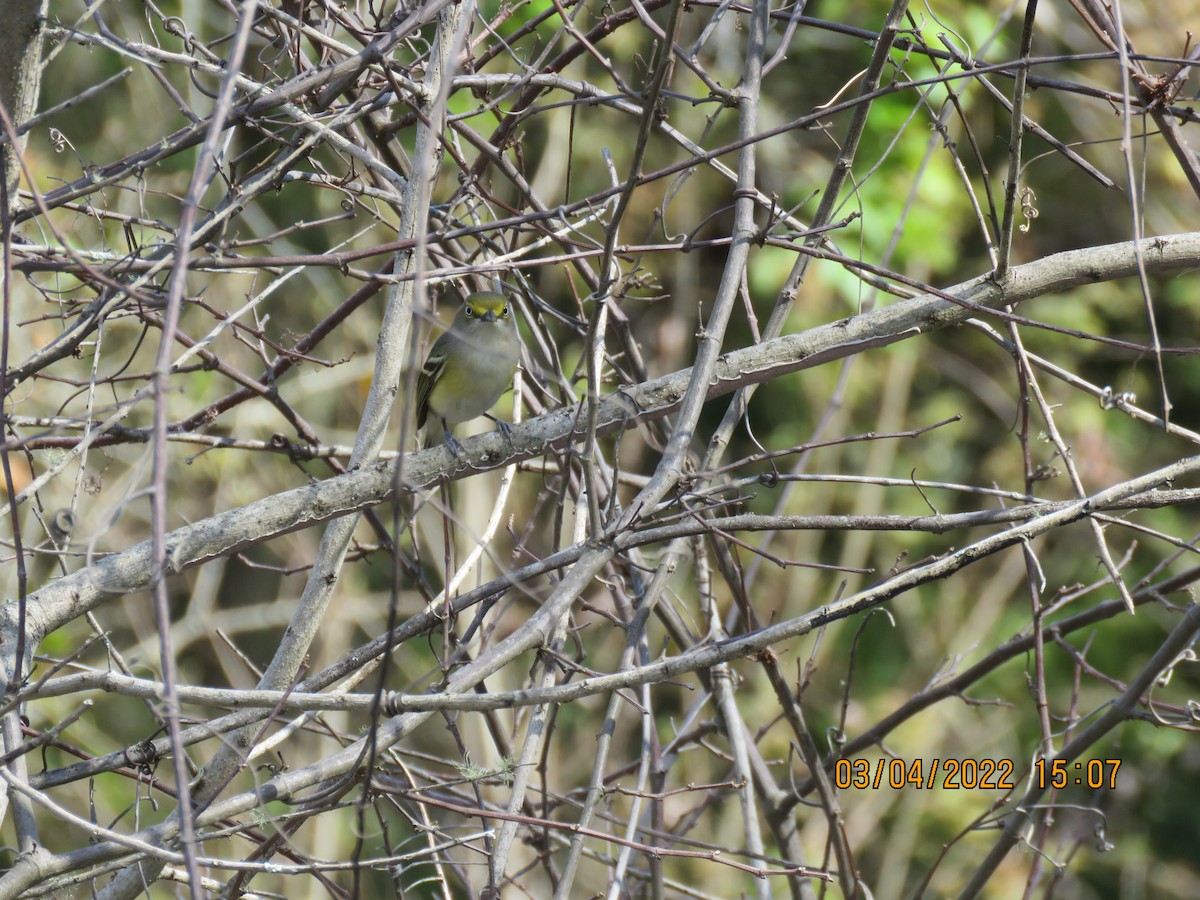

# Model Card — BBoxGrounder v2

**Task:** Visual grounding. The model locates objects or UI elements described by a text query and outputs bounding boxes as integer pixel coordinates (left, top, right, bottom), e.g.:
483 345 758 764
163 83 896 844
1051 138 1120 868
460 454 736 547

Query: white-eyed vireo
416 291 520 457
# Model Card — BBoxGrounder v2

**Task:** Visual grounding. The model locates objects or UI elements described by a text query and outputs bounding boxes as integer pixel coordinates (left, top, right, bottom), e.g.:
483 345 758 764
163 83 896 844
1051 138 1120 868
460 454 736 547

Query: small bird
416 291 520 458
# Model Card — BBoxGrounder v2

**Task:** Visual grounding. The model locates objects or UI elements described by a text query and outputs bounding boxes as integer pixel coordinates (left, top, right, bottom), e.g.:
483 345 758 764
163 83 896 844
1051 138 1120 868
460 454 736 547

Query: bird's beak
481 310 498 322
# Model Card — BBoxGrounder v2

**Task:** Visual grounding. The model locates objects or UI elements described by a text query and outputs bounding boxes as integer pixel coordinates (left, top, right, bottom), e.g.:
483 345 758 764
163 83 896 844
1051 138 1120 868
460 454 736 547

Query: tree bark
0 0 47 212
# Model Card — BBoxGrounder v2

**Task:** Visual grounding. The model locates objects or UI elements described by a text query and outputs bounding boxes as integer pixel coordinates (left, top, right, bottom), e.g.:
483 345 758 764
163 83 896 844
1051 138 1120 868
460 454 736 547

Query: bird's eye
501 305 509 317
465 306 474 317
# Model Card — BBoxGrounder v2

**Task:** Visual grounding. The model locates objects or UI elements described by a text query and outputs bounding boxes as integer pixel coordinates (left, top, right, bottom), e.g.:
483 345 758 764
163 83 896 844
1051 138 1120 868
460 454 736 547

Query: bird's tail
416 420 434 450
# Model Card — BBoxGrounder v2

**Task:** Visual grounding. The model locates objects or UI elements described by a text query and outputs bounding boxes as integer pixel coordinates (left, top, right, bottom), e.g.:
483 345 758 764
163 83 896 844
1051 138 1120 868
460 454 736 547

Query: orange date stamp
834 757 1123 791
834 757 1016 790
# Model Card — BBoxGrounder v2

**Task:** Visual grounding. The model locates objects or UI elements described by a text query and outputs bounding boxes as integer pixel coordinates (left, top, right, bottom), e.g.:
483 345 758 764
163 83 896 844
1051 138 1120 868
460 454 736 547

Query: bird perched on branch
416 291 520 458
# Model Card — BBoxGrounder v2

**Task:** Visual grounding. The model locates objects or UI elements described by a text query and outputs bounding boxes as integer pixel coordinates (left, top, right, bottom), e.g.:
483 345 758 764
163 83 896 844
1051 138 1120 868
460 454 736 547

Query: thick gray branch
4 232 1198 648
